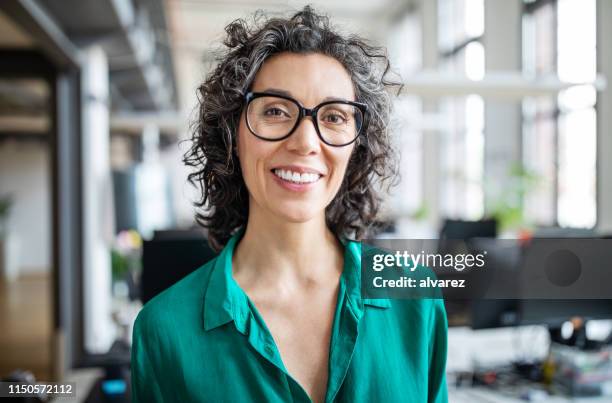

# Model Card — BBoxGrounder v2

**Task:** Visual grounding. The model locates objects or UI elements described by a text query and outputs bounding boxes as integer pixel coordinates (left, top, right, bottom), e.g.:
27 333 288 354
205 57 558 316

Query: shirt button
264 344 274 356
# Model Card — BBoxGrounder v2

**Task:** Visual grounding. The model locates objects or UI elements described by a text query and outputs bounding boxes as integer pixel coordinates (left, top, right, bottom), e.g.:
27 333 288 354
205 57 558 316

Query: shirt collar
203 228 250 333
203 229 390 332
341 238 392 313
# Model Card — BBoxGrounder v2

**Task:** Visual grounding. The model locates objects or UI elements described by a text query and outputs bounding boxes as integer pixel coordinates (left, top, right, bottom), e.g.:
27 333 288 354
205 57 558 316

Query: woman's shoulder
133 257 219 334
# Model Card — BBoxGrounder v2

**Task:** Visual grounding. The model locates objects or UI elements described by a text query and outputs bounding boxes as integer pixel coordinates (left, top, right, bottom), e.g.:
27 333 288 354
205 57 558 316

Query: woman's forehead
250 52 356 104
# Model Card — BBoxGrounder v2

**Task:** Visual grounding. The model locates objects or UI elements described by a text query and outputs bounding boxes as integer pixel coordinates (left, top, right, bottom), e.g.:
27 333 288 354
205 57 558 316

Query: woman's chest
255 295 338 402
173 307 431 403
336 312 431 401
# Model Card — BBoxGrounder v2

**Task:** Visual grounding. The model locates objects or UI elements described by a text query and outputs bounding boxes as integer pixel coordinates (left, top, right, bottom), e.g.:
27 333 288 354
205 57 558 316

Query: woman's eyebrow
260 88 354 103
260 88 292 97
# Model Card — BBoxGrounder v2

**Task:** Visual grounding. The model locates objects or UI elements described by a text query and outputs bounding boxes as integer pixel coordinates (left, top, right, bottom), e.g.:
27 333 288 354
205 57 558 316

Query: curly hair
184 6 400 252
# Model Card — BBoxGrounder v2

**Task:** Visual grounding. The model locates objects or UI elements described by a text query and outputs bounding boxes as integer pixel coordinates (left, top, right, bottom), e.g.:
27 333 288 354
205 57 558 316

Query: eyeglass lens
246 96 363 146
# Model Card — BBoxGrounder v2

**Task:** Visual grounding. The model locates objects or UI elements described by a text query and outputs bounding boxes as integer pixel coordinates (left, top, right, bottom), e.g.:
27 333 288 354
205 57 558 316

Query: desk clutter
546 342 612 397
450 343 612 401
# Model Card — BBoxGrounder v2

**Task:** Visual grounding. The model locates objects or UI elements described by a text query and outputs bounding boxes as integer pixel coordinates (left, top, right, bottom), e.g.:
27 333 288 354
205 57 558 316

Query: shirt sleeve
131 313 163 403
427 298 449 403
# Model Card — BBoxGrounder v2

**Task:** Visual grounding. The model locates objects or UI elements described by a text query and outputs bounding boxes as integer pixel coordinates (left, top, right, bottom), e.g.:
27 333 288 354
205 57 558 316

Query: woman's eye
323 113 347 124
263 107 288 117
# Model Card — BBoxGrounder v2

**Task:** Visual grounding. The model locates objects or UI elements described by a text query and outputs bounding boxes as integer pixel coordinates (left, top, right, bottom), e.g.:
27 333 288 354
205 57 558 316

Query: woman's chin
272 205 322 224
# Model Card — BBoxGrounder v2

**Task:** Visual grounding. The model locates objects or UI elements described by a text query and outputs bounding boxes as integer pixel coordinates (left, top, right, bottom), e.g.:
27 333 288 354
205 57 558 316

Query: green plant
0 195 14 238
0 195 13 219
110 230 143 284
111 249 130 281
489 163 540 232
411 204 429 221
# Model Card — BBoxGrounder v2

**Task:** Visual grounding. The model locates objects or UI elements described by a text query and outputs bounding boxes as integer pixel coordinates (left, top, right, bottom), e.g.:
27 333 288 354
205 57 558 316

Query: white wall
0 139 51 274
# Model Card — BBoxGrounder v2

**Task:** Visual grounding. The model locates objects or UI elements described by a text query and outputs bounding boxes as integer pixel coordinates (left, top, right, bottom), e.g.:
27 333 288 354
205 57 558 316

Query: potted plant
489 163 540 236
111 229 142 299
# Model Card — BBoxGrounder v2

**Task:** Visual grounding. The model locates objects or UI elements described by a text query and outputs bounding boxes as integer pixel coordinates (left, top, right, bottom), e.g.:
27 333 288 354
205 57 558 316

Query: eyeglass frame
244 91 368 147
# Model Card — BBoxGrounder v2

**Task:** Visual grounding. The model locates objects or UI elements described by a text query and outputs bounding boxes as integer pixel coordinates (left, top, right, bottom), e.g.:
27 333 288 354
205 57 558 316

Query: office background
0 0 611 401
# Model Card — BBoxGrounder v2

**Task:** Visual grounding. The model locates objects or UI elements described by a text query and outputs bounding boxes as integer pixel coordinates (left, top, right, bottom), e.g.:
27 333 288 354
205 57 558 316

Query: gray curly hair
184 5 400 251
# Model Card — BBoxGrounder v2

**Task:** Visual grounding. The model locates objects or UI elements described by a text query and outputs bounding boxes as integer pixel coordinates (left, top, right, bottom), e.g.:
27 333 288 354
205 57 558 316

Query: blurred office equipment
438 218 498 327
439 218 498 240
547 342 612 397
78 227 217 401
448 227 612 400
112 169 139 234
82 341 131 403
0 370 45 403
468 238 523 330
532 227 597 238
519 228 612 347
445 227 612 332
141 229 217 304
520 301 612 346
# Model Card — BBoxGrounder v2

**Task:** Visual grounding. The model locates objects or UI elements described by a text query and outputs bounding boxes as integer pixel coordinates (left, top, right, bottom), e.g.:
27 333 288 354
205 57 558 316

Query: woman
132 7 448 403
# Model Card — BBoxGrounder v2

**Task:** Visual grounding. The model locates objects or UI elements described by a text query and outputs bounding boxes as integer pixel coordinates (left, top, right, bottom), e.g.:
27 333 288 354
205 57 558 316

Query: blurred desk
449 386 612 403
52 368 103 403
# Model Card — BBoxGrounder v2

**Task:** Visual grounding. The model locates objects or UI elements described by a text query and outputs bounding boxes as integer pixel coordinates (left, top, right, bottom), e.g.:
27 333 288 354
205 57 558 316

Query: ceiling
0 0 416 137
0 0 178 115
0 9 34 48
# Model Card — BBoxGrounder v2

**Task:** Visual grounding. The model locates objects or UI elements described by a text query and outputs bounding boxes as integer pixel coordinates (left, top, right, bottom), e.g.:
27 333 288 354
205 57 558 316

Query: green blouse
131 230 449 403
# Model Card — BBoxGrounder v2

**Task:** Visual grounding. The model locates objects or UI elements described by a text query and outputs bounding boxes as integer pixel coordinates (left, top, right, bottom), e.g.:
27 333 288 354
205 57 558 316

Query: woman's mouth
270 168 322 192
272 168 321 184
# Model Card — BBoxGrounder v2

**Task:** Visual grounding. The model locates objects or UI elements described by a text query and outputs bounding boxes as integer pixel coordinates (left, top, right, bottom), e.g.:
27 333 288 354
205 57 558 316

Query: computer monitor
141 229 217 304
518 227 612 328
437 219 498 327
439 218 498 240
470 228 612 334
520 300 612 326
112 169 138 232
532 226 597 238
467 238 522 329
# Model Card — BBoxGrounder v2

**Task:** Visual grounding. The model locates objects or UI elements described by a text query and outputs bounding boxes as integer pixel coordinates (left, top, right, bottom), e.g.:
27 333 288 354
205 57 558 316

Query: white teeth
273 169 321 184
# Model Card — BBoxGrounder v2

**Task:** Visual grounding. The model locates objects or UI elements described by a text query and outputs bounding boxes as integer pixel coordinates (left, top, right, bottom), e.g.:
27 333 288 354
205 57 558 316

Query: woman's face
236 52 356 224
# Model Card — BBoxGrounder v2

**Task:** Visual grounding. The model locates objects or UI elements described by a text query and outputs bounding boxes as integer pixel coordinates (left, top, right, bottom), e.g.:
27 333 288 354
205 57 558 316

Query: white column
483 0 523 212
597 0 612 233
135 124 172 239
420 0 441 231
81 45 115 353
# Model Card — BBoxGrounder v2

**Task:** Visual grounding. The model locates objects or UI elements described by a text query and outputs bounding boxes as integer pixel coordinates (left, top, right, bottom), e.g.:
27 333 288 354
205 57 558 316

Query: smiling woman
131 6 449 403
235 52 363 227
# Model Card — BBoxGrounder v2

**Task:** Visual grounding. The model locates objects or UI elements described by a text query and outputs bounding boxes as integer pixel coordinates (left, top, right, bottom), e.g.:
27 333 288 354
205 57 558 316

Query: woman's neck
232 206 344 293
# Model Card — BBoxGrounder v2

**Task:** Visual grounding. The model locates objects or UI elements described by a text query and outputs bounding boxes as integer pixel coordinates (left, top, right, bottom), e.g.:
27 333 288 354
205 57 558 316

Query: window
522 0 597 228
438 0 485 220
386 12 424 224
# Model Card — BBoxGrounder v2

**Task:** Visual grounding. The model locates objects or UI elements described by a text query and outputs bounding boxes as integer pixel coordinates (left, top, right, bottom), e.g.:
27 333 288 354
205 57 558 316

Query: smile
272 169 321 184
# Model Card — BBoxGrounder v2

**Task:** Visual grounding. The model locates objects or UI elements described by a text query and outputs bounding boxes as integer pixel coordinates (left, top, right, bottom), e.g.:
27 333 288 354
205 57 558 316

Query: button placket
325 294 361 403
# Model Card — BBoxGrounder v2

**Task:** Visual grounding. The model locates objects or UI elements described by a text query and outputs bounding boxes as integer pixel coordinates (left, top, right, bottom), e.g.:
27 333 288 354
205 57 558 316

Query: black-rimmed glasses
244 92 367 147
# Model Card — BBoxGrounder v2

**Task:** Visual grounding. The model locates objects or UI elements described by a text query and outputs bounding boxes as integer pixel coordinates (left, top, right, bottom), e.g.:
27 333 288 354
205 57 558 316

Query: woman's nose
285 116 321 155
